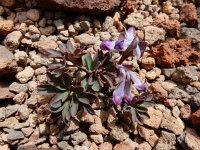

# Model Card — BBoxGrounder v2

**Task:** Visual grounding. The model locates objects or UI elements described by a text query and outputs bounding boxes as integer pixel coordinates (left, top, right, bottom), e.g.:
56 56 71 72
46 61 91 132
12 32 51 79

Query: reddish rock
153 19 180 37
185 128 200 150
113 143 132 150
180 104 191 120
191 108 200 128
151 39 200 68
150 82 168 102
123 0 137 13
99 142 113 150
0 20 14 36
180 3 197 26
0 78 15 100
37 0 121 14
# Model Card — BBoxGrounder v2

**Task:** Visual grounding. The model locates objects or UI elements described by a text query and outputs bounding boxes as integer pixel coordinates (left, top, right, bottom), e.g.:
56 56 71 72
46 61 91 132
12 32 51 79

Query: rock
155 131 176 150
146 67 161 80
141 57 155 70
151 38 200 67
89 124 108 135
162 68 176 79
33 39 57 54
123 138 138 150
80 21 91 31
191 108 200 128
16 66 34 83
9 82 28 93
15 12 27 23
113 143 132 150
181 28 200 48
27 95 37 108
14 51 28 66
13 92 28 104
0 0 15 7
37 0 121 14
160 114 184 135
184 128 200 150
124 12 152 30
4 31 23 50
26 9 40 21
164 99 177 108
143 107 163 129
74 33 98 46
18 104 30 120
29 128 40 143
102 16 114 31
71 131 87 145
0 107 6 121
154 19 180 37
90 142 98 150
144 26 165 45
172 106 180 118
168 87 190 103
138 126 158 147
138 142 151 150
6 104 19 117
0 145 9 150
180 104 191 120
190 92 200 108
180 3 197 26
150 82 168 102
57 141 73 150
172 66 198 84
0 117 19 128
53 19 64 31
110 126 129 142
39 26 55 36
107 107 118 129
99 142 112 150
90 134 103 144
0 20 14 35
39 123 49 135
160 81 177 92
6 129 24 141
0 79 15 100
0 45 17 76
80 112 94 124
21 127 34 137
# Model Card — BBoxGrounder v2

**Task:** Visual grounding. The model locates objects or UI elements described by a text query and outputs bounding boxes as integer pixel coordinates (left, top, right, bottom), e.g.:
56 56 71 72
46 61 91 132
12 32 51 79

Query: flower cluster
38 26 153 125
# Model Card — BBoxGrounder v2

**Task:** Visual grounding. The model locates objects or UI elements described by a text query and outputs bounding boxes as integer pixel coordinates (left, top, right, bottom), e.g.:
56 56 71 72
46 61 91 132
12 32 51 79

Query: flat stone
0 117 19 128
37 0 121 14
0 45 17 76
5 129 24 141
0 78 15 100
9 82 28 93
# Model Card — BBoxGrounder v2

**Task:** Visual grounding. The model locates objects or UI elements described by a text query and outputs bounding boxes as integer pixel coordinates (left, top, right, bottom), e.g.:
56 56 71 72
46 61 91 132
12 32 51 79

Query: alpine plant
38 27 154 125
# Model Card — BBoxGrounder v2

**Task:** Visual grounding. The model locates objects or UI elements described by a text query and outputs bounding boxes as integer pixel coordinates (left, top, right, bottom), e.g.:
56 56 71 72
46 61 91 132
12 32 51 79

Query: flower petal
129 71 148 91
100 40 115 50
138 41 147 57
124 80 133 105
112 79 125 106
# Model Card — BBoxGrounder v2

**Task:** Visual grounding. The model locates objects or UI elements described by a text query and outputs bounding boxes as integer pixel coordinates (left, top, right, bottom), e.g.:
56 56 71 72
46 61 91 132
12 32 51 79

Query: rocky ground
0 0 200 150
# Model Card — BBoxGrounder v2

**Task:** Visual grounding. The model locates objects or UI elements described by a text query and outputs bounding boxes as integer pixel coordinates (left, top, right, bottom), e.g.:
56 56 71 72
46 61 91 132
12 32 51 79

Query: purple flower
100 27 147 60
112 65 148 106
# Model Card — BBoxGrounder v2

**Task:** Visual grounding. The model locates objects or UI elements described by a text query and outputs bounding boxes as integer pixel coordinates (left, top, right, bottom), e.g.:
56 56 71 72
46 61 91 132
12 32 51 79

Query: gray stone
26 9 40 21
5 129 24 141
168 87 191 103
110 126 129 142
190 92 200 108
18 104 31 120
162 68 176 79
0 117 19 128
39 123 50 135
6 104 20 117
80 21 90 31
57 141 73 150
181 27 200 46
53 19 64 31
9 82 28 93
27 95 37 108
90 134 103 144
172 66 198 84
155 131 176 150
71 131 87 145
0 107 6 121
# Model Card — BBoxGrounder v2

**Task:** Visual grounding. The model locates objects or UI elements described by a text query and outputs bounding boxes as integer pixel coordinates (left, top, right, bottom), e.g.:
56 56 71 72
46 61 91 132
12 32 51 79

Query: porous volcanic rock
151 39 200 68
36 0 121 14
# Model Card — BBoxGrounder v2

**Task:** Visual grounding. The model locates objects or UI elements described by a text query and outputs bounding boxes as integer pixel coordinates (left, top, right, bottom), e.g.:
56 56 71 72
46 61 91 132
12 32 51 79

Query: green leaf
46 48 63 58
78 98 89 104
81 92 98 100
66 39 75 53
50 92 69 108
130 107 140 123
48 102 65 113
62 102 70 124
100 74 113 87
70 96 79 117
83 104 95 115
91 81 100 92
37 85 61 95
82 54 93 71
81 78 89 91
